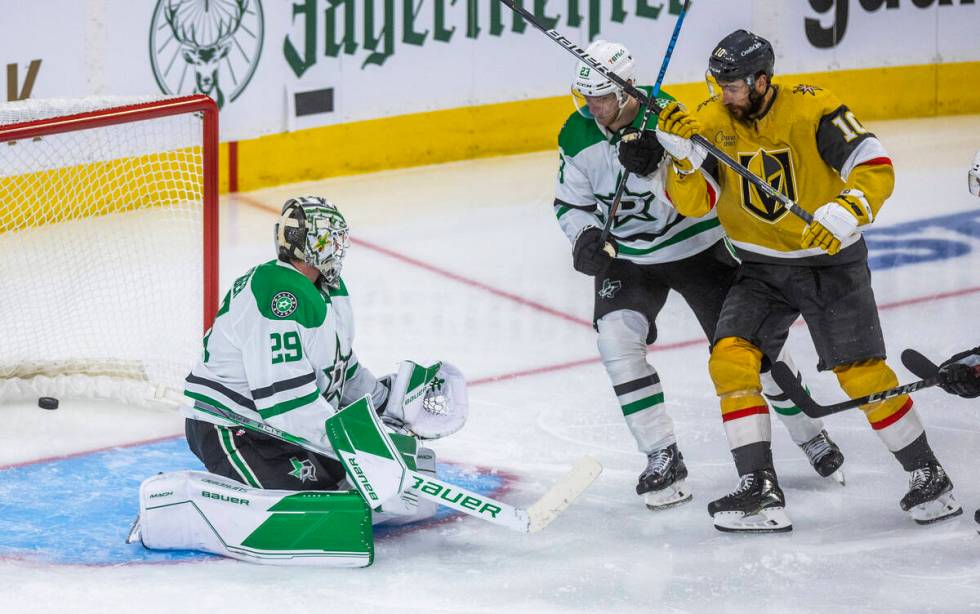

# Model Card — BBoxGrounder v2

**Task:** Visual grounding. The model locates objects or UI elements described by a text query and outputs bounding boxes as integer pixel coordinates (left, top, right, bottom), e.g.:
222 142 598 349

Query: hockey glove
938 348 980 399
618 128 666 177
801 190 872 255
969 150 980 197
382 361 468 439
655 101 704 174
572 226 616 276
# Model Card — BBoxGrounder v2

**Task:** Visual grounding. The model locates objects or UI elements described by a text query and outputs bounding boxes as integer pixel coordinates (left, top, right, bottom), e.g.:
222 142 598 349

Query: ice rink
2 114 979 613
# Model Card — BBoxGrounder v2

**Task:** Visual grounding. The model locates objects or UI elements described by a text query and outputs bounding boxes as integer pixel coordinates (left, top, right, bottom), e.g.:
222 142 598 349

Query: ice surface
1 115 979 613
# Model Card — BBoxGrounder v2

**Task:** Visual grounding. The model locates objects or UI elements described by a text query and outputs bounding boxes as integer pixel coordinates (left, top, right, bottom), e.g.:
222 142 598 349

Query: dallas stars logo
598 278 622 299
322 335 353 406
288 457 317 483
595 178 660 228
270 291 297 317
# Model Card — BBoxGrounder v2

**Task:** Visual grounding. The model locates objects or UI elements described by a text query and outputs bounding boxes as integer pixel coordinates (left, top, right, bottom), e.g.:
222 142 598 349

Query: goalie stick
187 397 602 534
598 0 691 251
496 0 814 225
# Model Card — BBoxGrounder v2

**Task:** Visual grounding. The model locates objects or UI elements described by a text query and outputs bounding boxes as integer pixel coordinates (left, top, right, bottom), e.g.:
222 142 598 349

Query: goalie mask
275 196 350 287
571 40 637 120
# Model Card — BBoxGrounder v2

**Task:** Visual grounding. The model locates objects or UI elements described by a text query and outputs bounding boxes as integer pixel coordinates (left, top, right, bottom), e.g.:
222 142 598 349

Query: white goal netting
0 95 217 406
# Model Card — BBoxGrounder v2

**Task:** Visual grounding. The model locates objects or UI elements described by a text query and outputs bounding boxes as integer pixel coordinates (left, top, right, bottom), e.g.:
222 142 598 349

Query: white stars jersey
554 87 724 264
184 259 385 449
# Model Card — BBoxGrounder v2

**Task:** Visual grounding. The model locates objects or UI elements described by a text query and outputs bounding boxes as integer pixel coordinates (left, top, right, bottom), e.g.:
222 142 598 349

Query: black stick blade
901 349 940 380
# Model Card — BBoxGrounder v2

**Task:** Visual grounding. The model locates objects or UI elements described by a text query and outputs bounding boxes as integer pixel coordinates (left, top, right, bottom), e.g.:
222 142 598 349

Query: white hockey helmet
275 196 350 287
571 40 637 118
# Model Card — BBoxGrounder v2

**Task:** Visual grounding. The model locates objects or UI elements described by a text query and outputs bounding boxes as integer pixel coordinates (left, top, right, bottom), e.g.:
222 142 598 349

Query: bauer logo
149 0 265 109
271 292 298 318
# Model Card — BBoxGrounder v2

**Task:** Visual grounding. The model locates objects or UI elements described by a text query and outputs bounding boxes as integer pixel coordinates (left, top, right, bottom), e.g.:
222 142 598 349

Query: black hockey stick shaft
598 0 691 249
497 0 814 225
771 361 951 419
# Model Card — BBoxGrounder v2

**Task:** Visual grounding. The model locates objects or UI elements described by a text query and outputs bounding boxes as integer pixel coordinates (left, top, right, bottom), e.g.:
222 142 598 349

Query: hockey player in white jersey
555 40 845 511
130 197 468 566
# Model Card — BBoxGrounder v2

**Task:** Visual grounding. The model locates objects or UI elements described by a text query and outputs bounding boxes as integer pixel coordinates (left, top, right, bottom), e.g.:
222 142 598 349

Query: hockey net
0 95 218 407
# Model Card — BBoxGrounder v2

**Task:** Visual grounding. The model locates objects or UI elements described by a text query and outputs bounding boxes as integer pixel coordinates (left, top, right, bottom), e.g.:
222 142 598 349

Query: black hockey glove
618 128 666 177
572 226 616 276
937 347 980 399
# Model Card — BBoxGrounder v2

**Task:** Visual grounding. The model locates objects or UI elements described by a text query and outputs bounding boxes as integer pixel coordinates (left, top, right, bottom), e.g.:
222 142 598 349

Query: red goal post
0 94 219 406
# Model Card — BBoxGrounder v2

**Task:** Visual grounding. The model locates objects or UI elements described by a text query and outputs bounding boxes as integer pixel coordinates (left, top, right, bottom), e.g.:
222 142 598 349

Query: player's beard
726 89 766 122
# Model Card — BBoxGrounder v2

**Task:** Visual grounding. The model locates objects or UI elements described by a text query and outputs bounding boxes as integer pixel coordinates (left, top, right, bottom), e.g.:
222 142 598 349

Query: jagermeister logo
271 291 297 317
149 0 264 109
738 148 798 223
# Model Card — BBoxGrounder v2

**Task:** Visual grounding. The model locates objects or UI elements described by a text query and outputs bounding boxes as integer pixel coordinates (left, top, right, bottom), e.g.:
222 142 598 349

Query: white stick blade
526 456 602 533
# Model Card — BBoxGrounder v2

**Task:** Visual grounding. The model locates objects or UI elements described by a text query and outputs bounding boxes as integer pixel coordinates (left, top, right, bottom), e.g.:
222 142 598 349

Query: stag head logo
149 0 264 109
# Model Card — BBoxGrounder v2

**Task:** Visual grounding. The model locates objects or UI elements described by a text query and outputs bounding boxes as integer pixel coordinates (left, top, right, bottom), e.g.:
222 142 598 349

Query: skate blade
911 492 962 525
643 480 692 511
125 514 142 545
713 507 793 533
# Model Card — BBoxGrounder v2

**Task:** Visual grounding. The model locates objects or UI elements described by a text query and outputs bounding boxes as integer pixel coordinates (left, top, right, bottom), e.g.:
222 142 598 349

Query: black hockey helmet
708 30 775 84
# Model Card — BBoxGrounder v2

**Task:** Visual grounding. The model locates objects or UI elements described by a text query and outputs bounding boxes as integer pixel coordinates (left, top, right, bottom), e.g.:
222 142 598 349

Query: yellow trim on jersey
217 61 978 193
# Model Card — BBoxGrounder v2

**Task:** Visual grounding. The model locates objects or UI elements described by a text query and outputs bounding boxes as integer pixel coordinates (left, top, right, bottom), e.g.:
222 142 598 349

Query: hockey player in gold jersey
641 30 961 531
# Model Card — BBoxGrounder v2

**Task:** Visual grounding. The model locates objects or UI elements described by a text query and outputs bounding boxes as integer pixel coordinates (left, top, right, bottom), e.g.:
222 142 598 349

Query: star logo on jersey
737 148 799 223
271 291 298 317
598 278 622 299
792 84 822 96
288 457 317 483
595 180 660 229
322 335 353 407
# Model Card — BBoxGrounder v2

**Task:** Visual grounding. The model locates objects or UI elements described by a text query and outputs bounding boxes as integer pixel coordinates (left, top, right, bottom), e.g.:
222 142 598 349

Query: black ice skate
899 461 962 525
799 429 846 485
636 443 692 510
708 468 792 533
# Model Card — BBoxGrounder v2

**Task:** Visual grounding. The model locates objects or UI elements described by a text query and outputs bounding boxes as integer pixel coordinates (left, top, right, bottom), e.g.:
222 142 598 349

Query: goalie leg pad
135 470 374 567
372 446 439 527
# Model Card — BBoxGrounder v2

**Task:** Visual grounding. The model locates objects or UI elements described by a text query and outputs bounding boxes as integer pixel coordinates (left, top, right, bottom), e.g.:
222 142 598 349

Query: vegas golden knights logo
738 149 798 222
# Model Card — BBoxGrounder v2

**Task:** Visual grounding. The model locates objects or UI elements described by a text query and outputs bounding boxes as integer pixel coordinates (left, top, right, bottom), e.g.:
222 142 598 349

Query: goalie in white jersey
130 197 469 566
555 40 845 511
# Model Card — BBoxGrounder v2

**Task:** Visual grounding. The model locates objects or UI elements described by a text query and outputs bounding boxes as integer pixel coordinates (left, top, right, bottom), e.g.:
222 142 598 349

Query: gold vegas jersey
675 82 894 265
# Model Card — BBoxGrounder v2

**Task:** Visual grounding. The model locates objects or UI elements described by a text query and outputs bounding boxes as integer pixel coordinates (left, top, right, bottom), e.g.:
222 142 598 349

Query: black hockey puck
38 397 59 410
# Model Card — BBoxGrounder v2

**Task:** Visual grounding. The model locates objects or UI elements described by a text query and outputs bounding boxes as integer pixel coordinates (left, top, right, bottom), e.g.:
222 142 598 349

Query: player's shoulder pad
558 109 605 158
249 260 327 327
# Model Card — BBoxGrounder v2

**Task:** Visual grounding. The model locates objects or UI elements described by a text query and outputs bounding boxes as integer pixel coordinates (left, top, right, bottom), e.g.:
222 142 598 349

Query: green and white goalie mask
383 361 468 440
275 196 350 287
571 40 636 120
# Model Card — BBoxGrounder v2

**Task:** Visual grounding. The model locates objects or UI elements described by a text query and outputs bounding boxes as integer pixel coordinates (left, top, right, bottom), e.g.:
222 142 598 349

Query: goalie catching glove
801 189 873 255
381 361 468 439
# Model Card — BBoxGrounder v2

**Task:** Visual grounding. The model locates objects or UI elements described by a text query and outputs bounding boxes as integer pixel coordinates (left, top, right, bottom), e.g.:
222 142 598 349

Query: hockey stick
188 397 602 534
598 0 691 251
497 0 814 225
770 360 939 418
